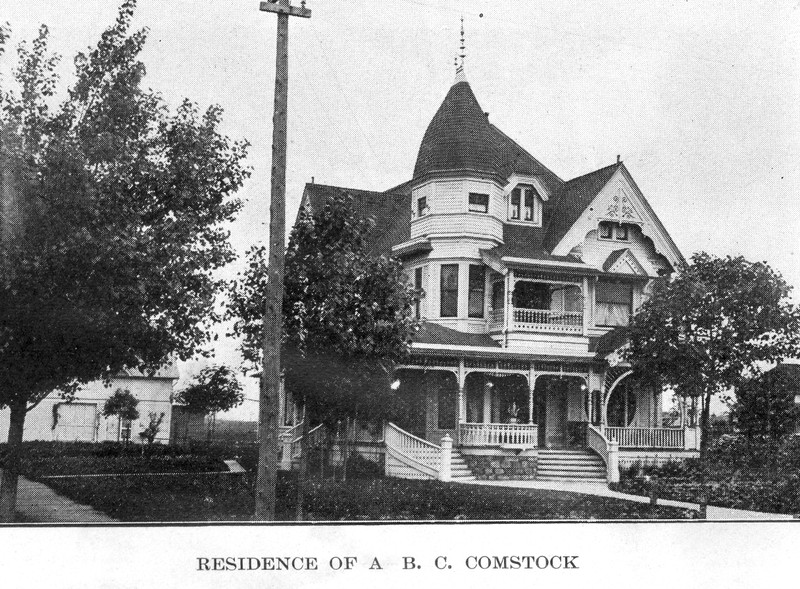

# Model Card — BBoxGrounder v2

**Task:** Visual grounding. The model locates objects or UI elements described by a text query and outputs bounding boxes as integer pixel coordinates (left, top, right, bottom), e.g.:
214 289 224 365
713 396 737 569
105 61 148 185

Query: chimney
616 155 621 164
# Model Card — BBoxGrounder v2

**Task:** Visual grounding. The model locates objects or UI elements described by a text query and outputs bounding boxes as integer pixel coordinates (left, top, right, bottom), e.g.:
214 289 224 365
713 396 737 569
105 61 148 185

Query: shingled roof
302 183 411 257
542 162 622 252
489 124 563 196
413 81 501 181
301 84 627 263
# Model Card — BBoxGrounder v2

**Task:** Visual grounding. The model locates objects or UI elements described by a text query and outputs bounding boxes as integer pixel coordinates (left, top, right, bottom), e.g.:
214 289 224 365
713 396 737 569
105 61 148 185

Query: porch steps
450 450 476 481
536 449 607 482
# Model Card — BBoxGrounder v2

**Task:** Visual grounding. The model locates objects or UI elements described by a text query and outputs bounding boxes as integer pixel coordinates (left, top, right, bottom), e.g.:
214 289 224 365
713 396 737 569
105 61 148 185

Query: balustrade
603 426 685 449
458 422 537 448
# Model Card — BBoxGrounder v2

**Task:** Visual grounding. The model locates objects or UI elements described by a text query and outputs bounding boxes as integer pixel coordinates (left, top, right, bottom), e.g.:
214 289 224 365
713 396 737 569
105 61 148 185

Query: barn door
54 403 98 442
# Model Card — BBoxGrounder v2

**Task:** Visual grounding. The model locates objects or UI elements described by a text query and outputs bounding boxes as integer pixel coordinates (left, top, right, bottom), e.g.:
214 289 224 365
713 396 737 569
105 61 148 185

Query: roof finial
454 15 466 83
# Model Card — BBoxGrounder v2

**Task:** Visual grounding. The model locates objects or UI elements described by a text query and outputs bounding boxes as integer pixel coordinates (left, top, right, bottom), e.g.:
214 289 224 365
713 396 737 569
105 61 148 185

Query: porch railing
512 308 583 334
587 424 618 483
458 422 537 448
384 422 441 479
604 426 686 449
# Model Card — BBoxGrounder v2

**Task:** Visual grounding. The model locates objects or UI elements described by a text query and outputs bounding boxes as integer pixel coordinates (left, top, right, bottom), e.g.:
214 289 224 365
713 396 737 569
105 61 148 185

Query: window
595 280 633 326
417 196 427 217
492 281 505 311
468 265 485 318
599 221 630 241
468 192 489 213
523 187 534 221
414 267 424 318
508 185 541 223
509 188 521 219
120 418 132 442
440 264 459 317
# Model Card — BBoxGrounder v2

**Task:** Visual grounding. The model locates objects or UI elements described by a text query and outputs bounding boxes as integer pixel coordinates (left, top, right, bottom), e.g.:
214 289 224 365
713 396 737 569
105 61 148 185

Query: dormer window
417 196 428 217
507 185 541 224
599 221 630 241
468 192 489 213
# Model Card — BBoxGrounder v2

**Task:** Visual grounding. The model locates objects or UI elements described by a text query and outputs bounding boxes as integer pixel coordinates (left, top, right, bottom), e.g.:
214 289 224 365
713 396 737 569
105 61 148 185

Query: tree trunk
0 400 27 523
699 391 712 463
295 410 310 521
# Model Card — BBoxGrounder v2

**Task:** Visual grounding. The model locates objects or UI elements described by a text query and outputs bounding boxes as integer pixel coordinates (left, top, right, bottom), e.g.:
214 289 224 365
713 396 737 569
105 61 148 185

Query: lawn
33 472 693 521
2 441 696 521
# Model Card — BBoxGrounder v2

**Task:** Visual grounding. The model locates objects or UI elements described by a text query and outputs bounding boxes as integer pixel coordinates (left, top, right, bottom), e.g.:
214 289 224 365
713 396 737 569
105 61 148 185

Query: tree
102 388 140 442
174 365 244 439
731 366 800 441
0 1 249 521
626 252 800 461
228 191 419 518
138 411 165 445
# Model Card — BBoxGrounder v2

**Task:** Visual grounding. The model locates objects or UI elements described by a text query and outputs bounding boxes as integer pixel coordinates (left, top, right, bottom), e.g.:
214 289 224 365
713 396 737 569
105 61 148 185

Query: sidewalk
461 479 794 521
2 471 116 523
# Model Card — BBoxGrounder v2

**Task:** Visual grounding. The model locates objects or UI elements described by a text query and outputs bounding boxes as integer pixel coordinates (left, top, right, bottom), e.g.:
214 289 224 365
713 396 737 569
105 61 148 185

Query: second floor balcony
489 307 584 334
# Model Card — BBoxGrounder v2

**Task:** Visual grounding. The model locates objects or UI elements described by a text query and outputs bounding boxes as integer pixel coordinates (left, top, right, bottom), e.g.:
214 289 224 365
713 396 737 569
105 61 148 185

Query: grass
36 472 693 522
3 441 696 521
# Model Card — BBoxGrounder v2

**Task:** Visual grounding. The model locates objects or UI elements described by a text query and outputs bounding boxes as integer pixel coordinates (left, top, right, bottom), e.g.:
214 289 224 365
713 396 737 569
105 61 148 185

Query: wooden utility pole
255 0 311 520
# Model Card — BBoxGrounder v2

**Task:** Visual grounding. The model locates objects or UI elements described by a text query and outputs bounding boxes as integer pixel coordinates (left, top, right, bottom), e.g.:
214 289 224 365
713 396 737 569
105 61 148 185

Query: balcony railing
487 308 584 334
458 422 537 448
513 308 583 334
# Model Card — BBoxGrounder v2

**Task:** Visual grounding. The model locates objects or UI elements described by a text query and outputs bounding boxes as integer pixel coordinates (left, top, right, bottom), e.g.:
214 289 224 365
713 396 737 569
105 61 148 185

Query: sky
3 0 799 419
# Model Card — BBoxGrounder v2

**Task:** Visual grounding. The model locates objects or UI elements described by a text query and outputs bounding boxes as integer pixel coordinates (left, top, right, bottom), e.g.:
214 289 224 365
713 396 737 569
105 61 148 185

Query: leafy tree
102 388 140 442
228 191 419 517
138 411 165 445
0 1 249 521
626 252 800 461
174 365 244 439
732 367 800 441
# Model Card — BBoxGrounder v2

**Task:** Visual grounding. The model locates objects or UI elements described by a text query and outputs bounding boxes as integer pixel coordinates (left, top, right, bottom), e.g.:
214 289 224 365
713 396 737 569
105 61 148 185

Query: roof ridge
564 161 622 185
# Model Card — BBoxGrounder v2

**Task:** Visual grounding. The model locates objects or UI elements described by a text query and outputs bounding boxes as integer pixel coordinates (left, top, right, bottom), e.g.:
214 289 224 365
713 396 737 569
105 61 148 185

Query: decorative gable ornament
603 188 642 225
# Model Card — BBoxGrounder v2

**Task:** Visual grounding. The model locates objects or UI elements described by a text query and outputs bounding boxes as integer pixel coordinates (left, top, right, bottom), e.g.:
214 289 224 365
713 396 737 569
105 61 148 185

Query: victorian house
281 55 699 483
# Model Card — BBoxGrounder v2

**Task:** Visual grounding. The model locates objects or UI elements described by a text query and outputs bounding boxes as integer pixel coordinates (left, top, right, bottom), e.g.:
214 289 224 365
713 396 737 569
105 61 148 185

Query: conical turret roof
413 81 501 181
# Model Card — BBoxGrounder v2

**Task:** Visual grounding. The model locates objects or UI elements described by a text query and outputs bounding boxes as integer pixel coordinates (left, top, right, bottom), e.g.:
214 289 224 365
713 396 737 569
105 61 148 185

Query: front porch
393 358 701 454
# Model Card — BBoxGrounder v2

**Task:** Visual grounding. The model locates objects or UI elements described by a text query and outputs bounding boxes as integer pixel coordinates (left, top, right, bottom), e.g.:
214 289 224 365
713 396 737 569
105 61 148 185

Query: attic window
508 185 541 225
599 221 629 241
468 193 489 213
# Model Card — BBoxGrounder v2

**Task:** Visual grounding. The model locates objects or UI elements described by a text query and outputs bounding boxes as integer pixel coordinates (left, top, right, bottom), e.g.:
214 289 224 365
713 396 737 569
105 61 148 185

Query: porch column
504 270 514 340
457 359 466 423
528 363 535 424
483 381 492 424
582 276 590 336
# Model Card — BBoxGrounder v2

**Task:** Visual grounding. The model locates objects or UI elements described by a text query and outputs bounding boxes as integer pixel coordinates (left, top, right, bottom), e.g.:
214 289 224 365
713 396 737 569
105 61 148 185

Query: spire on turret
454 16 466 84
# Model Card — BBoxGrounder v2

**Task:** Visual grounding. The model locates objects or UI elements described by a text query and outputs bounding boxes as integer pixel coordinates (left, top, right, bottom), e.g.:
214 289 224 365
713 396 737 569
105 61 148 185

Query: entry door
546 381 569 448
54 403 98 442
